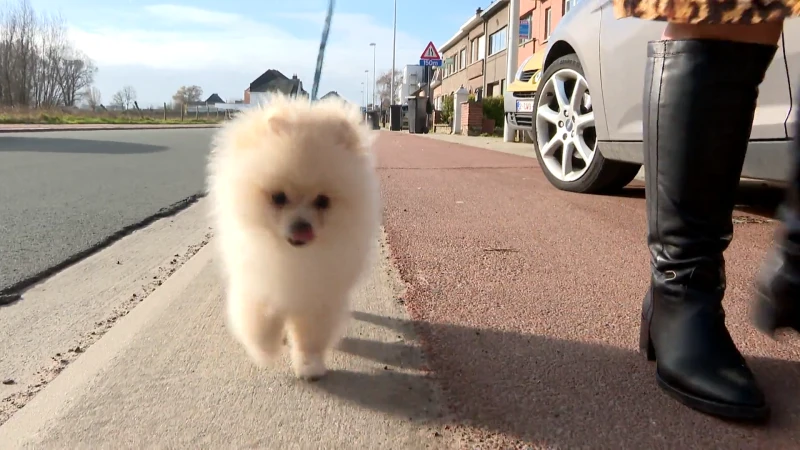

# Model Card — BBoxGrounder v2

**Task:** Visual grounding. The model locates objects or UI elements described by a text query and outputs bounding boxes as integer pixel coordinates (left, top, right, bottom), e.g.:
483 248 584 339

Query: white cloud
67 4 425 106
142 4 242 26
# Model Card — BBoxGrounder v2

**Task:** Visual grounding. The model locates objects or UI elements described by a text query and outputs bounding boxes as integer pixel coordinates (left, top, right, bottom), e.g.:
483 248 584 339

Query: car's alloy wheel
532 54 641 194
535 68 596 182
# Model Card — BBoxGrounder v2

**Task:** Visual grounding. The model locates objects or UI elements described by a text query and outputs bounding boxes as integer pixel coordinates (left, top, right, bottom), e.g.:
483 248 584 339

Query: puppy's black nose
290 219 312 234
288 219 315 246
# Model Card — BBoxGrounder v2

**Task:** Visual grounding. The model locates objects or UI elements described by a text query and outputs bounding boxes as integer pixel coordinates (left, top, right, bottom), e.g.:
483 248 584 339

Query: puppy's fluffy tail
226 294 285 367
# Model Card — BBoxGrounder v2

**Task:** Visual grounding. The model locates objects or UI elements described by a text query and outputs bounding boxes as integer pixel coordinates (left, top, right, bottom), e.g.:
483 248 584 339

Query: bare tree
111 90 124 109
171 85 203 107
376 69 403 107
0 0 98 108
56 50 96 106
82 85 101 110
121 85 136 109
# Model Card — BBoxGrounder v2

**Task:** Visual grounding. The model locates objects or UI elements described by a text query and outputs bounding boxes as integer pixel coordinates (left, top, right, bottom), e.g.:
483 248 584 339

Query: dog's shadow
311 310 800 448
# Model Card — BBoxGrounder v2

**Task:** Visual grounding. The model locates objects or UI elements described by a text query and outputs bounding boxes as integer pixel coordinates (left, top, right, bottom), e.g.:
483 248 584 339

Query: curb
0 193 206 307
0 125 221 133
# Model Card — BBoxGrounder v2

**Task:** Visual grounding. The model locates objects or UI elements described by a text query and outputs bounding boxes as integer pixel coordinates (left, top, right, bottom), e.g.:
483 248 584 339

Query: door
598 6 663 141
598 5 791 141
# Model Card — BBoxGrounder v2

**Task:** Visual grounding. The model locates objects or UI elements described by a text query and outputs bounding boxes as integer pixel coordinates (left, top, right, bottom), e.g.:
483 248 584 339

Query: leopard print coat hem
613 0 800 24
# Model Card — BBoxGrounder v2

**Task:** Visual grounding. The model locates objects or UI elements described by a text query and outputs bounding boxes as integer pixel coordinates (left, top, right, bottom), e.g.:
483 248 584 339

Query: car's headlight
515 56 534 81
533 71 542 83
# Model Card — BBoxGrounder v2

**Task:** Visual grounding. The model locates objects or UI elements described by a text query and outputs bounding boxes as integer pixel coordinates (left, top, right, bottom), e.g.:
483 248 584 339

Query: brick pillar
461 101 484 136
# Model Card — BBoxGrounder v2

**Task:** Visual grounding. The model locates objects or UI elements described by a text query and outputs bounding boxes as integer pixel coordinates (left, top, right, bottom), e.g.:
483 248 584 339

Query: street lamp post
370 43 377 110
390 0 397 106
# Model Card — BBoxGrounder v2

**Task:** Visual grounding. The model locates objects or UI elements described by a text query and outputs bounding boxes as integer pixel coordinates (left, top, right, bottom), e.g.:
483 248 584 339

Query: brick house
433 0 580 111
432 1 511 109
518 0 578 62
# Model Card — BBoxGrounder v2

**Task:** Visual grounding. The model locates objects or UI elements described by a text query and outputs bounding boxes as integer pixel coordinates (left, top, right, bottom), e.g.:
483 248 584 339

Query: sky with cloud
22 0 473 107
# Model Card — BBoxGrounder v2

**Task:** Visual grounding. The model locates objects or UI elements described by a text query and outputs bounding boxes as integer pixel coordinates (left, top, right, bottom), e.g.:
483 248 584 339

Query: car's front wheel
532 54 640 193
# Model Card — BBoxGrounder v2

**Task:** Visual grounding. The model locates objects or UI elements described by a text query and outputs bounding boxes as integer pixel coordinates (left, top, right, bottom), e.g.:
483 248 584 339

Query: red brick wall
244 88 251 104
461 101 484 135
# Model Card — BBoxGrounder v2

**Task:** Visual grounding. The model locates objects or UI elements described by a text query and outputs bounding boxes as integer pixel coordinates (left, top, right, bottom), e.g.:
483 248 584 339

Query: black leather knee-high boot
752 81 800 335
638 39 777 421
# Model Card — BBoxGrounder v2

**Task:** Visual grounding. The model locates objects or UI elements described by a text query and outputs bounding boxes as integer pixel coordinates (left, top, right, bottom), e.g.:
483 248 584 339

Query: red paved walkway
376 132 800 449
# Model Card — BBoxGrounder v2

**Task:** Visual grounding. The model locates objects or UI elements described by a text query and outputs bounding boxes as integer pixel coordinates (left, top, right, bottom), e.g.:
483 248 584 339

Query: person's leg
753 78 800 335
639 22 780 421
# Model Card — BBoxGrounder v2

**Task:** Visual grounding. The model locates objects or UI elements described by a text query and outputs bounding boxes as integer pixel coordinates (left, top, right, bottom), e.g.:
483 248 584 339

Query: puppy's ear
335 121 376 155
267 115 292 136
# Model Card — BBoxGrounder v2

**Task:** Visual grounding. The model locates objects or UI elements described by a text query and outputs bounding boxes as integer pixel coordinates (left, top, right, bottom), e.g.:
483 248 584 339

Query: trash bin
406 97 428 134
407 98 419 134
368 110 380 130
389 105 402 131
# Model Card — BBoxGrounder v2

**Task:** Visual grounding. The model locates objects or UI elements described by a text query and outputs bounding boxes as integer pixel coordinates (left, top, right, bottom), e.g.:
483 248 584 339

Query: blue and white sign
519 19 531 40
419 41 442 67
419 59 443 67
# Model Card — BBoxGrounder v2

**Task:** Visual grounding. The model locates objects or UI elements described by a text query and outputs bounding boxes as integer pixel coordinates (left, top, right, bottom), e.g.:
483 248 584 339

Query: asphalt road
0 129 215 297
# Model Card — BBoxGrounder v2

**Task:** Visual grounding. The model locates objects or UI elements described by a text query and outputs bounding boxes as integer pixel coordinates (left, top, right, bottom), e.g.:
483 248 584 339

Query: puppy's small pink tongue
292 229 315 242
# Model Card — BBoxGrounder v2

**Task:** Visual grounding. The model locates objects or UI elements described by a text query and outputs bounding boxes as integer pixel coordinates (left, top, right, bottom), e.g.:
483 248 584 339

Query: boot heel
639 314 656 361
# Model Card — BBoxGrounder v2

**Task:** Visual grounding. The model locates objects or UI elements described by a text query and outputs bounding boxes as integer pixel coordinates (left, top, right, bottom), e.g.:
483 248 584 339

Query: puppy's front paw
291 352 326 381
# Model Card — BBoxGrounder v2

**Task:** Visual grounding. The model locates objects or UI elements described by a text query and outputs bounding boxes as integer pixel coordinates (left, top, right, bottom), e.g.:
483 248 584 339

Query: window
477 34 486 60
563 0 578 14
519 13 533 44
488 26 507 56
544 8 552 39
460 48 466 70
470 38 478 63
500 79 505 96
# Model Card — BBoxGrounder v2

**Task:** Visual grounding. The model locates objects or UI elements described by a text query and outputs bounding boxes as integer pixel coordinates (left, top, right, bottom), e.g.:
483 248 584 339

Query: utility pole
390 0 397 106
503 0 520 142
370 43 377 109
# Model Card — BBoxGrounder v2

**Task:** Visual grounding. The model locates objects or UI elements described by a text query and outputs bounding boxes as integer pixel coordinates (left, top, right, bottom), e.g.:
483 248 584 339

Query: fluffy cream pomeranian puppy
206 94 380 381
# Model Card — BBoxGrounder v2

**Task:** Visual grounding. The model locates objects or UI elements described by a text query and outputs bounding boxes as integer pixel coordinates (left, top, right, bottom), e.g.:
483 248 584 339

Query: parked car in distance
504 51 545 141
532 0 799 193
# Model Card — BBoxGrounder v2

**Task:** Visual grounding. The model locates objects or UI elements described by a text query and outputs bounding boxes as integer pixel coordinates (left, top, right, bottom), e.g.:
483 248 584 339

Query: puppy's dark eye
271 191 288 206
313 194 330 210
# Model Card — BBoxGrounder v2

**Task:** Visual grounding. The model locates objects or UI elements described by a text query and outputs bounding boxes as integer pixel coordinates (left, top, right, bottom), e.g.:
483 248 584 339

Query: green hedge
482 96 504 125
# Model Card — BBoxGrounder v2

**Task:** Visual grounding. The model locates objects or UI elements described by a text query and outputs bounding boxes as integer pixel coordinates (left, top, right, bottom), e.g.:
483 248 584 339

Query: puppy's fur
207 95 380 380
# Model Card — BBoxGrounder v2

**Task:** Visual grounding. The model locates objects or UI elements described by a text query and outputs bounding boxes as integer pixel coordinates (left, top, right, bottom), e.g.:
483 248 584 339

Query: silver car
533 0 799 193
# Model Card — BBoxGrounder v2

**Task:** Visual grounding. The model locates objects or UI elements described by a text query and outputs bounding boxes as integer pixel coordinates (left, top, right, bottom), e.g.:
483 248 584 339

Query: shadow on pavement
607 181 785 220
319 310 800 449
338 337 424 371
0 137 168 154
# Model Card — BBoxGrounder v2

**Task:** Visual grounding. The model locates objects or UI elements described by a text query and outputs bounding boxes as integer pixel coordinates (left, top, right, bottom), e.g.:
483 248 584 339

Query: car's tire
532 53 641 194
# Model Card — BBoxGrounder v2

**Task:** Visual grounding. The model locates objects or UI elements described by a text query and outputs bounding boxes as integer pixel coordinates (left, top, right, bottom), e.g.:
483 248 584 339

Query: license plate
516 100 533 113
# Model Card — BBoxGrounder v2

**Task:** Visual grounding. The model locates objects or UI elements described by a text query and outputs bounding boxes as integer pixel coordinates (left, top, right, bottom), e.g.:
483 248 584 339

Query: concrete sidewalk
0 231 456 449
411 132 649 181
417 133 536 159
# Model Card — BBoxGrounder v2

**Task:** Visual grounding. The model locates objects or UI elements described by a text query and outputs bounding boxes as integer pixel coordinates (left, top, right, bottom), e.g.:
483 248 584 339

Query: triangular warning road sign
420 41 441 60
